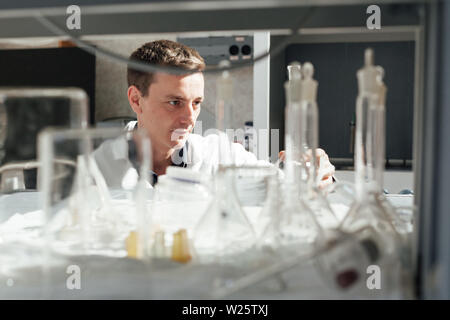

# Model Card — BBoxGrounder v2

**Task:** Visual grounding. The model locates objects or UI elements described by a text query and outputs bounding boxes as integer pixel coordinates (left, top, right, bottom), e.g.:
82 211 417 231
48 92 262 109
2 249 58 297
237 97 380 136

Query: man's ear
127 86 143 115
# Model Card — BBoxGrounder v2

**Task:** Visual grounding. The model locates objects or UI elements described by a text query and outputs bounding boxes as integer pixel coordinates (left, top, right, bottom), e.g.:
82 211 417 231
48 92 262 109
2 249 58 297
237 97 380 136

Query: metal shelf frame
0 0 447 299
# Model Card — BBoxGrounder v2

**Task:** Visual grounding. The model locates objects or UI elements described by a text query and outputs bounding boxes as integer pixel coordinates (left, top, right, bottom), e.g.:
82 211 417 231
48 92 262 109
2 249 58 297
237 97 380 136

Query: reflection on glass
38 127 152 259
282 61 323 254
193 165 256 265
0 88 88 194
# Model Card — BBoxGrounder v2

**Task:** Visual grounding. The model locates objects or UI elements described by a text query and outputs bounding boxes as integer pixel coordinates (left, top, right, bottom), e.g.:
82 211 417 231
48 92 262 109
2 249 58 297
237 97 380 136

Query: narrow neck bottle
355 93 385 200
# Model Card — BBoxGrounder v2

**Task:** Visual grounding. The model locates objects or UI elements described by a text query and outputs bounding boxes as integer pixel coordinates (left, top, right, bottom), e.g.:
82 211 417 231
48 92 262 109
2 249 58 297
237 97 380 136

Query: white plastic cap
285 61 302 103
287 62 302 81
357 48 386 97
300 62 318 102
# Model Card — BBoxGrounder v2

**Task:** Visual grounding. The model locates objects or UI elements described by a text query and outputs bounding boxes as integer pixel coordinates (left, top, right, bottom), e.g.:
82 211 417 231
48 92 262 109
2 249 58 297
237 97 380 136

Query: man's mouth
173 128 189 134
171 128 191 140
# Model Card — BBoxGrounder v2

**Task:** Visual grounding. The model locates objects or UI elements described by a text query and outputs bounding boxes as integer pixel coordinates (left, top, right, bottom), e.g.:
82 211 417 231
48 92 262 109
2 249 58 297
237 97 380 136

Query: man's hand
278 148 335 189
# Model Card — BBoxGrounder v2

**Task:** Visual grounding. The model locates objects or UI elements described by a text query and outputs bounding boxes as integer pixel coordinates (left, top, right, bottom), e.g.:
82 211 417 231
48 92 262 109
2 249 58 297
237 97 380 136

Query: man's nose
180 102 196 125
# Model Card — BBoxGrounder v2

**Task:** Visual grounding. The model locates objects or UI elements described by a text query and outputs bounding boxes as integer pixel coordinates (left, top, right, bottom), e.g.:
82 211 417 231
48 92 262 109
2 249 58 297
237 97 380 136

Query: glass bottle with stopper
279 61 323 255
319 49 402 293
340 48 400 237
295 62 339 229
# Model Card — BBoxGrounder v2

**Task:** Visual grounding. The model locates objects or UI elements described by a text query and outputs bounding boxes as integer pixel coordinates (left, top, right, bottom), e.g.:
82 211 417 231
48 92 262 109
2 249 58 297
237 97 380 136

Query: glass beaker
150 166 212 261
0 88 88 296
38 127 152 259
0 87 88 194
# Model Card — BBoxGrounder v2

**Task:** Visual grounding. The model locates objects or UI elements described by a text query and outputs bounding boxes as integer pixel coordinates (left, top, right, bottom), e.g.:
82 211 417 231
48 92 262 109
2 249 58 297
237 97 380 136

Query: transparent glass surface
193 165 257 265
38 127 152 259
281 62 324 255
327 50 403 295
314 226 394 292
150 166 212 261
297 63 339 229
0 88 88 194
0 88 88 287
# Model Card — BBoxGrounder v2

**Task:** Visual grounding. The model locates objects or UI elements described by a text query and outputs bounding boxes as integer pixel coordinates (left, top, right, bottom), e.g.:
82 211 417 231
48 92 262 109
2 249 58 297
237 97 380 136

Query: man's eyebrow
165 95 185 100
164 95 204 101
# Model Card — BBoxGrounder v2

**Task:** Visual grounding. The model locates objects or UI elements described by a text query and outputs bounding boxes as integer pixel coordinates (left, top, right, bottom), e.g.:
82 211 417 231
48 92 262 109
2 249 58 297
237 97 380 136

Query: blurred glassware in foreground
38 127 152 259
150 166 211 260
293 62 339 229
193 165 257 265
317 49 403 294
281 61 323 255
0 88 88 194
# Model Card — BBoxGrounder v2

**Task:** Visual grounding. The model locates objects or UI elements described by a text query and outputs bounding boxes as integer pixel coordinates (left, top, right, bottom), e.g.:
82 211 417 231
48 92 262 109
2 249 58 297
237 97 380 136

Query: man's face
137 72 204 151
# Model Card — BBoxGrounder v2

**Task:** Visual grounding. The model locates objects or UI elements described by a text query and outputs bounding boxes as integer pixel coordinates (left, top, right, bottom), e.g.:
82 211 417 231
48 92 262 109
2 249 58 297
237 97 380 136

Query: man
96 39 335 188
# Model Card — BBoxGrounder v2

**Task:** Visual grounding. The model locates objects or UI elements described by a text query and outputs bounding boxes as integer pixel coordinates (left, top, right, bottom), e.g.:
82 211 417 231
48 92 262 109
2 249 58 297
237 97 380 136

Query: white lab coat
93 121 269 188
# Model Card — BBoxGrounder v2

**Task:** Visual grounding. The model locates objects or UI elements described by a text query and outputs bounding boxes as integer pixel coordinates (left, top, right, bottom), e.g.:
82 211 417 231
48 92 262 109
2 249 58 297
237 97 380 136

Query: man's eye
193 101 202 108
169 101 180 106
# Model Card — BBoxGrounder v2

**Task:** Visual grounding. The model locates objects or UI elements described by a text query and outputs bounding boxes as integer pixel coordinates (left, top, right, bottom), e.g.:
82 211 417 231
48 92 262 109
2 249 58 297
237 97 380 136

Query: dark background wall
0 47 96 124
271 39 415 169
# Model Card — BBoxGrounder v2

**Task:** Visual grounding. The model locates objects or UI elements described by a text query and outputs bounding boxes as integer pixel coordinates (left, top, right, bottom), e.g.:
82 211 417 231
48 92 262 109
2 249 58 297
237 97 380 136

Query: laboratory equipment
280 61 323 254
257 166 282 251
0 88 89 286
214 60 236 167
149 166 211 259
294 62 339 229
193 62 257 265
0 88 88 194
38 127 152 259
340 48 401 236
171 229 192 264
244 121 255 153
193 165 257 265
318 49 403 293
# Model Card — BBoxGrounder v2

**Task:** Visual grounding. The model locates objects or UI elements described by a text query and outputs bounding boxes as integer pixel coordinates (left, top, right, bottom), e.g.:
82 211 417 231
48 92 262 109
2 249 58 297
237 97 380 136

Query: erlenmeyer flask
40 127 152 259
257 167 282 252
280 61 323 254
192 165 256 264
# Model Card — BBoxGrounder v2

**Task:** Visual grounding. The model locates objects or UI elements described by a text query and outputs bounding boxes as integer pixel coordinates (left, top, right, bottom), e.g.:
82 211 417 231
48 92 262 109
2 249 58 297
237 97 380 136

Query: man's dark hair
127 40 206 96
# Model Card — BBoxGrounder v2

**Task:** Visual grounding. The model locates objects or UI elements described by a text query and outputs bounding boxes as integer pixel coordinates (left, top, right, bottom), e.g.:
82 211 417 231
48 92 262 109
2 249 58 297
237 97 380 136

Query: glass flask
193 62 257 266
231 165 280 238
280 61 323 255
150 166 212 261
38 127 152 260
0 88 88 296
193 165 257 265
319 49 402 294
295 62 339 229
0 88 87 194
314 226 387 292
340 48 400 237
257 166 283 252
